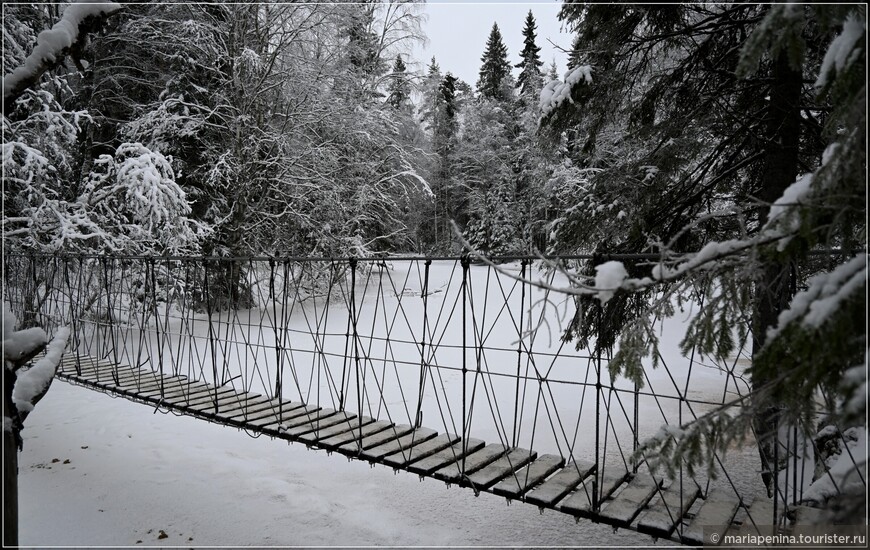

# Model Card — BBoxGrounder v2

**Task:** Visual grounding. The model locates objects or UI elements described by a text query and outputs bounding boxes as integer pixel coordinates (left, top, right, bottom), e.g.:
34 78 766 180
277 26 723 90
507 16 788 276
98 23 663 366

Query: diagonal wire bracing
3 252 820 536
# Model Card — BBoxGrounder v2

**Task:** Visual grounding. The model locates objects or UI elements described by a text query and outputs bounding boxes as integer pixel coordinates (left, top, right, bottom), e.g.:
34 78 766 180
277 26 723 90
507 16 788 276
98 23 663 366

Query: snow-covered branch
538 64 593 119
12 326 70 415
3 0 121 110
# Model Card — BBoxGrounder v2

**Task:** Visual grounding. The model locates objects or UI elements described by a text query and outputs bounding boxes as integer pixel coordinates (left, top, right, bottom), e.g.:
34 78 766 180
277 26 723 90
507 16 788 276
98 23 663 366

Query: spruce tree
542 4 866 514
476 23 511 100
545 60 559 84
515 10 544 97
387 54 410 109
566 34 583 70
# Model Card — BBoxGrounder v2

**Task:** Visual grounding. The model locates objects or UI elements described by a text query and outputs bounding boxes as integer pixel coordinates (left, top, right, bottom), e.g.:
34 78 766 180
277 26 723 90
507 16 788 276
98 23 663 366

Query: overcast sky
414 1 572 86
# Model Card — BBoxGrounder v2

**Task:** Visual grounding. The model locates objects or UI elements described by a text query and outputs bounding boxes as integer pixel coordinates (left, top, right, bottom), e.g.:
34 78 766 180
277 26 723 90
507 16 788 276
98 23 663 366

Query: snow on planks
636 482 700 538
598 473 662 526
524 459 596 508
680 489 742 546
491 454 565 499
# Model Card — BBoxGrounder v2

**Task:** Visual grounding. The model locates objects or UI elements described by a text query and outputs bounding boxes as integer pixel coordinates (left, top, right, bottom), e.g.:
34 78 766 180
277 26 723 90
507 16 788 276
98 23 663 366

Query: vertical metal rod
74 257 84 375
773 412 780 525
414 259 431 429
136 259 150 386
338 262 351 411
792 423 798 509
269 258 279 413
461 256 469 471
278 260 292 415
204 259 219 411
149 259 165 397
633 375 639 474
350 258 362 447
512 259 527 448
594 300 602 513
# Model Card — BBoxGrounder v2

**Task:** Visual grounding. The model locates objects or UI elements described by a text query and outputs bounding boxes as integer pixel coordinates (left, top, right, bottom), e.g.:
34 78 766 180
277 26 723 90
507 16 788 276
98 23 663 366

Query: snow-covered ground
15 259 759 547
19 381 663 547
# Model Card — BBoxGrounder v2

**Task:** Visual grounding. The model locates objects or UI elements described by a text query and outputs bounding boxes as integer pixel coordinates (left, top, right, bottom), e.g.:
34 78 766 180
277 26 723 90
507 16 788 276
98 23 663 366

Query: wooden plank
337 424 415 456
730 498 776 537
63 358 125 373
295 416 376 446
680 489 742 546
240 402 309 428
433 443 507 484
232 401 307 424
598 473 662 526
174 387 247 408
180 389 272 416
406 439 486 476
524 460 595 508
559 472 626 517
636 483 701 538
358 428 438 462
317 420 394 450
70 360 143 376
60 356 116 371
126 377 195 396
72 371 140 388
142 382 215 401
466 448 536 490
109 377 166 393
277 408 339 430
67 362 135 379
160 387 237 408
381 433 461 469
279 410 349 437
212 394 274 416
252 404 321 430
185 393 259 416
113 375 168 392
222 398 288 421
74 366 141 384
491 454 565 499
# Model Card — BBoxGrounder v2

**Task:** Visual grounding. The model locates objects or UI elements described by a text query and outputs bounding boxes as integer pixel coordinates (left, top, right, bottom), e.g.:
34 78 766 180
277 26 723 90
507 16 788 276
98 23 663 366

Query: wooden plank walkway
54 353 819 545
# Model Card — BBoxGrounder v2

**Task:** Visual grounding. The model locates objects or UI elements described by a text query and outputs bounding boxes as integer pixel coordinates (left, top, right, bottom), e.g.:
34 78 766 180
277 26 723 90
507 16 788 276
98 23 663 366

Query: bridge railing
6 252 846 530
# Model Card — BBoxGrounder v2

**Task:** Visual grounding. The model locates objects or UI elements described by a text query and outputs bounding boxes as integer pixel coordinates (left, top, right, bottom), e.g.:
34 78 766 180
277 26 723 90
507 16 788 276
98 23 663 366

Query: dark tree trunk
3 369 19 547
751 51 803 495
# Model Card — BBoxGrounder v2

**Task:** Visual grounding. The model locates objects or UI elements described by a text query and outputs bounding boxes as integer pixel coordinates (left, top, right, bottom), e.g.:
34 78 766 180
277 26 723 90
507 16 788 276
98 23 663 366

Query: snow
18 382 660 547
13 260 759 546
842 358 867 418
12 326 70 413
765 172 813 230
3 327 48 366
538 65 593 118
651 239 749 281
3 1 121 99
815 15 866 90
802 427 867 504
593 260 628 304
767 255 866 341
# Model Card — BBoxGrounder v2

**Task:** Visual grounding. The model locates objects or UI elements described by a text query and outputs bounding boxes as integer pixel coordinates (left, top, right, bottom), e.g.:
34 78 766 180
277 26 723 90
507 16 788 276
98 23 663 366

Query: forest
2 0 867 533
4 1 563 258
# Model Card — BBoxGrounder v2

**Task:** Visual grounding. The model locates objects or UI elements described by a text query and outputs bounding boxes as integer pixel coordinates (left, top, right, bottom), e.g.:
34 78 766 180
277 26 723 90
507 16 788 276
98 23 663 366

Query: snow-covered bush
82 142 209 255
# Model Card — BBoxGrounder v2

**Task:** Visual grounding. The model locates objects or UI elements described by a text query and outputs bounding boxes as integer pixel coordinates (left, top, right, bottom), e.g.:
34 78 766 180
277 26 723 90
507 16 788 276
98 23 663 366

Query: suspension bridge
4 254 844 545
